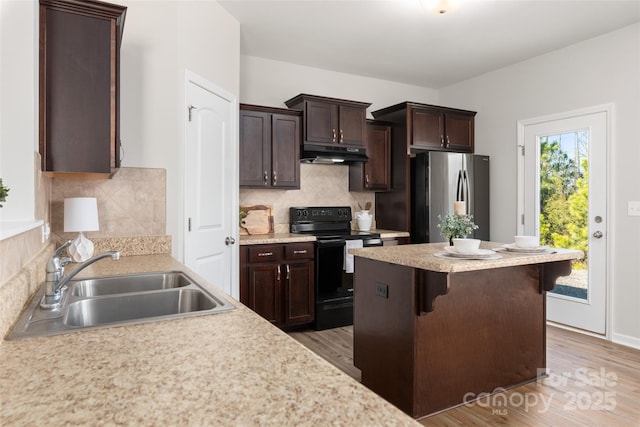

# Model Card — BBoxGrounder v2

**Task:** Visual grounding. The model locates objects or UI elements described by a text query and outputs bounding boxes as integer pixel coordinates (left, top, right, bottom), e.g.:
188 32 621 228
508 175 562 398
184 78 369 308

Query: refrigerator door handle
456 170 464 201
463 170 470 214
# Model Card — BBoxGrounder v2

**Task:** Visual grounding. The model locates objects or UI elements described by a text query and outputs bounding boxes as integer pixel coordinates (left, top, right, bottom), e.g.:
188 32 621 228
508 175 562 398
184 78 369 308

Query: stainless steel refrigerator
410 152 490 243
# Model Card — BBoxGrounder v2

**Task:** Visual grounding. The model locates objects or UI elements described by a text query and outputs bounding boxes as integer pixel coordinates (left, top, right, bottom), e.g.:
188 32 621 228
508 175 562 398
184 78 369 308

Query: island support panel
353 257 572 418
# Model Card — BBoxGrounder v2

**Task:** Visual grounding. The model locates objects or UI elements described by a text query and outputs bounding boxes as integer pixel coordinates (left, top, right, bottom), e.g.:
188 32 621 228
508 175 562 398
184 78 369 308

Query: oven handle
315 239 346 247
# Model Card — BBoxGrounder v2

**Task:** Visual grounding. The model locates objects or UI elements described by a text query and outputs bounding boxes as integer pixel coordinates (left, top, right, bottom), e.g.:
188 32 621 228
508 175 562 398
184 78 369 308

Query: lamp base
68 232 95 262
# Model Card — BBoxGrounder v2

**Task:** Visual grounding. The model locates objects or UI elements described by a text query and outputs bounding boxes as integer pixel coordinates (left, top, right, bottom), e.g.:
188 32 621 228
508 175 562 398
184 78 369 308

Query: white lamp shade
64 197 100 232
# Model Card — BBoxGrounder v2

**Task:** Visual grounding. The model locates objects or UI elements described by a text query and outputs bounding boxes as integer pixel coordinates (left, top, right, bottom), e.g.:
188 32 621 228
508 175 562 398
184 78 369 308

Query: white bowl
514 235 539 248
452 238 481 254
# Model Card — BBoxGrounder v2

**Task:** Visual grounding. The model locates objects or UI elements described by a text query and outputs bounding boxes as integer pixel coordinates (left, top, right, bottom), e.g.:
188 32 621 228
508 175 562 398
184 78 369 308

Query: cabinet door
39 1 126 176
339 105 366 146
283 260 315 325
239 109 271 187
349 122 391 191
364 123 391 190
305 100 339 145
444 112 474 152
247 263 282 324
411 108 444 149
271 113 300 189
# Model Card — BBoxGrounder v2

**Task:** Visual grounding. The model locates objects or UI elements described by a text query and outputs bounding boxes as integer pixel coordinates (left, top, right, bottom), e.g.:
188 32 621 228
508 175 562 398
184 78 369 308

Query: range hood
301 144 368 164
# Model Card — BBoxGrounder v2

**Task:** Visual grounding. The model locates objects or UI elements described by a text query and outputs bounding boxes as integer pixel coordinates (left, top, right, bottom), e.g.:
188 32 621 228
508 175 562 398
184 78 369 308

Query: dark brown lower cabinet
240 242 314 327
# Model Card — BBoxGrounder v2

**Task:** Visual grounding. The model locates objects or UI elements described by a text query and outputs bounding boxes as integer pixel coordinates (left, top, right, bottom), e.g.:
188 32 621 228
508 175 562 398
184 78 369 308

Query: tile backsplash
50 167 166 240
240 164 375 233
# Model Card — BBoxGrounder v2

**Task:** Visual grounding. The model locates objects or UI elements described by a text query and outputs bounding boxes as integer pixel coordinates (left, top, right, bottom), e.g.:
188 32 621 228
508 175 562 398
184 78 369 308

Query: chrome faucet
41 240 120 309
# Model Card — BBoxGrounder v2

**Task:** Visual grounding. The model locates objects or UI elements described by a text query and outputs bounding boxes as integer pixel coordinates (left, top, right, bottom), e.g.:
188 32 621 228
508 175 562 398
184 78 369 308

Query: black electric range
290 206 382 330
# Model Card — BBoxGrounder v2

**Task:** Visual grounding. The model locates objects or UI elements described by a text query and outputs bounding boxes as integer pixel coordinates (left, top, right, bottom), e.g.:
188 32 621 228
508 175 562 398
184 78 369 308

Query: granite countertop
239 230 410 245
239 233 316 245
0 254 418 426
350 241 584 273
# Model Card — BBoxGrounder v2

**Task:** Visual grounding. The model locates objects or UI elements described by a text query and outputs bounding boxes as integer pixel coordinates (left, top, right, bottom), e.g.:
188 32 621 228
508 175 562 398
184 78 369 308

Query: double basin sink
8 271 235 340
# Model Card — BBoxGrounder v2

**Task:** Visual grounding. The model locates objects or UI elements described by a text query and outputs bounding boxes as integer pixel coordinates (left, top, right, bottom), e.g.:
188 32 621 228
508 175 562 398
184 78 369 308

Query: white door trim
516 103 613 340
182 69 239 299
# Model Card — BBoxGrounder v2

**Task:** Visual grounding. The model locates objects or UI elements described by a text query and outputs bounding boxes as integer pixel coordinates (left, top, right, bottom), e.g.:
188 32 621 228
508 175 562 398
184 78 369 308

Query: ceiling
218 0 640 88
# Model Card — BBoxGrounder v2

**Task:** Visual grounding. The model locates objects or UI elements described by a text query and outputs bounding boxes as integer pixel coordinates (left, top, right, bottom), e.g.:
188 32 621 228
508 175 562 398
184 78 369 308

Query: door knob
225 236 236 245
592 231 603 239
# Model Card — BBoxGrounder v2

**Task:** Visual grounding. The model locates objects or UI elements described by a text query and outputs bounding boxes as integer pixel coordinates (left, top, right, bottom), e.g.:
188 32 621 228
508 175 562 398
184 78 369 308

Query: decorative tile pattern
240 164 375 232
50 167 166 239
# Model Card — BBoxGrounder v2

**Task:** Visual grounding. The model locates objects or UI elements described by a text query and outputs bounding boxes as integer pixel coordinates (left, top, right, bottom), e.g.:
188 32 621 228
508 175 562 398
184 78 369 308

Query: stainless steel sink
64 289 216 327
69 271 191 297
7 271 235 340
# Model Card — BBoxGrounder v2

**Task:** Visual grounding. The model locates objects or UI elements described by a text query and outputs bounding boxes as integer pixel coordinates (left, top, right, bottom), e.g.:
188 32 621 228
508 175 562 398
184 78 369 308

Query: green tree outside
539 138 588 269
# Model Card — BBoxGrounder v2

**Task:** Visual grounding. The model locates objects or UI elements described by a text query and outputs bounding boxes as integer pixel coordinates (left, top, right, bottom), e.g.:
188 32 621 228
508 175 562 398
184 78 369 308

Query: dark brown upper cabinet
285 94 370 148
349 120 391 191
39 0 126 178
240 104 301 189
372 102 476 153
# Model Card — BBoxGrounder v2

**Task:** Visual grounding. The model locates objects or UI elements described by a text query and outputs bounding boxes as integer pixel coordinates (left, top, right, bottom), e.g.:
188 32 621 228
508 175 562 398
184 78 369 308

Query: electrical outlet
375 283 389 298
42 223 51 242
628 201 640 217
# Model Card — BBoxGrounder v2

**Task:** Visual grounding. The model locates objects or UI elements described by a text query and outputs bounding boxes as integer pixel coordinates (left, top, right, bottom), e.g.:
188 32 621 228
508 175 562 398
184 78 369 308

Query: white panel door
518 107 609 335
184 73 238 299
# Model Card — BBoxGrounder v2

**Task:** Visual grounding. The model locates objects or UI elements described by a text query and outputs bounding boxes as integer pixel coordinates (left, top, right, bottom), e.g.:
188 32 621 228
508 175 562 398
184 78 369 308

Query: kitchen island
0 253 418 426
349 241 583 419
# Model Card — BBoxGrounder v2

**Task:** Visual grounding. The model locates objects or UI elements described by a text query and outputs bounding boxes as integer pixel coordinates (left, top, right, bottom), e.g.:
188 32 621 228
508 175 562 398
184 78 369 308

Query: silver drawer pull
258 252 273 257
293 250 307 254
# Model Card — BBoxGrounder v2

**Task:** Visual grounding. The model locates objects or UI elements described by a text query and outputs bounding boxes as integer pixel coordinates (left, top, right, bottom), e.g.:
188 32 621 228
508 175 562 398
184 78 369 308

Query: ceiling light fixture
420 0 461 15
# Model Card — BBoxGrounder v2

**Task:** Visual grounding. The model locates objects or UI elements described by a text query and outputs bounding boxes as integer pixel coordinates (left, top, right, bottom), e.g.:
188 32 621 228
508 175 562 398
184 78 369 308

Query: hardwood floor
289 325 640 426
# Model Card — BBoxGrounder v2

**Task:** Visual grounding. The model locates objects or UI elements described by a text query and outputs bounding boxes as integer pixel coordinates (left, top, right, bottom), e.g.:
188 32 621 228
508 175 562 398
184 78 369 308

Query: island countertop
350 241 583 273
0 254 419 426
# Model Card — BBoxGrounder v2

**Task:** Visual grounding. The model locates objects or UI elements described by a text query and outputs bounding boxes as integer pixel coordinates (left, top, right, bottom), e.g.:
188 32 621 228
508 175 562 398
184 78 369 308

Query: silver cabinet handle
273 171 277 185
263 170 268 185
285 264 290 280
340 129 344 143
293 250 307 254
440 135 445 147
332 128 336 143
276 265 281 281
257 251 273 257
593 231 603 239
225 236 236 246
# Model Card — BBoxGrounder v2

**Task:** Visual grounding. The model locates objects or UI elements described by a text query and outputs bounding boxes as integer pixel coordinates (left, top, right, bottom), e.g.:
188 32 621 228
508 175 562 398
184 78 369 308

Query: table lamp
64 197 99 262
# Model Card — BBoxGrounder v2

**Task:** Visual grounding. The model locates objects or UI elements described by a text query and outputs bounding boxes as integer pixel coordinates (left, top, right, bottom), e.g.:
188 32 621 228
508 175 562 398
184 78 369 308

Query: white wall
0 0 239 256
118 0 240 258
240 55 438 113
0 0 37 222
438 23 640 346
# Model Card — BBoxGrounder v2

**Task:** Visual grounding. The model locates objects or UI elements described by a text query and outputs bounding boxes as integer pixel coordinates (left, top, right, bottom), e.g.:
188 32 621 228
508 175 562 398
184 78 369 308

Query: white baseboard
612 332 640 350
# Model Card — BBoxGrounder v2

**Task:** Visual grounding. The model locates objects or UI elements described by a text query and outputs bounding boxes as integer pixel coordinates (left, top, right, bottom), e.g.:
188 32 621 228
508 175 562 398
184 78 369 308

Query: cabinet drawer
285 243 315 260
248 245 283 263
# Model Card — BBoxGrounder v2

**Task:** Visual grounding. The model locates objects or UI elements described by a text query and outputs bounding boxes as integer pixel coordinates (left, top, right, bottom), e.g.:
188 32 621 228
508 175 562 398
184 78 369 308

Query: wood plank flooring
289 325 640 426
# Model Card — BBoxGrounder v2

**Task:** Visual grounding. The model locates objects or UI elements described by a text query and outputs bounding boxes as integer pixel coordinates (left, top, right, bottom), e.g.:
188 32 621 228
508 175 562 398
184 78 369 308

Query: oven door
315 238 349 302
314 238 355 330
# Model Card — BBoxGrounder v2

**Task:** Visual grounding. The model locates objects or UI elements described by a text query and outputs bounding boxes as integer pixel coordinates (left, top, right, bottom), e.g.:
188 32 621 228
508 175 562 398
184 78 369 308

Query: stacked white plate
501 243 550 253
441 246 498 259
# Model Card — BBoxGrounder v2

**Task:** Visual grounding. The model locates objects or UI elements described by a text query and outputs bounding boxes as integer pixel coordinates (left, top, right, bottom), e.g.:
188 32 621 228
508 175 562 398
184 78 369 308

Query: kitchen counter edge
239 229 410 245
350 241 583 273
